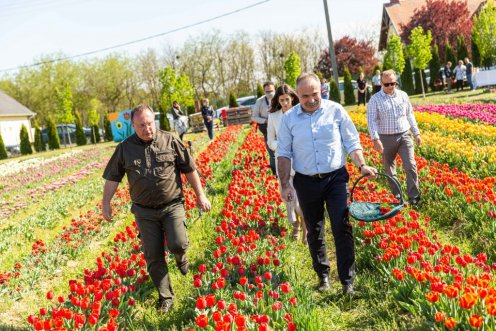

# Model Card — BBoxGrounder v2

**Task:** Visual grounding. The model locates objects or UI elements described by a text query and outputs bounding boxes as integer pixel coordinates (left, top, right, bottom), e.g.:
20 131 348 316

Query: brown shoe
175 254 188 276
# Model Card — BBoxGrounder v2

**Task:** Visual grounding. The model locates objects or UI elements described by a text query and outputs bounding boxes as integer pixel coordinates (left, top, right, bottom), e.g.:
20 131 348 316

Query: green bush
329 79 341 104
20 124 33 155
104 116 113 142
159 108 170 131
90 125 100 144
343 67 355 105
400 54 415 95
46 117 60 150
229 91 239 107
74 111 87 146
33 122 46 152
256 84 264 98
0 133 7 159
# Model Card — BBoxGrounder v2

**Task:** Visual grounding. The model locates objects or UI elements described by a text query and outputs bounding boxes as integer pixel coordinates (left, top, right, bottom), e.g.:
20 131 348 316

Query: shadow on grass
0 324 31 331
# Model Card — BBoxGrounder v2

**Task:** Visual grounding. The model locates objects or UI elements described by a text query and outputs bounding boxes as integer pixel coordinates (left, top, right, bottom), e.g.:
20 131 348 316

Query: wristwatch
358 164 366 171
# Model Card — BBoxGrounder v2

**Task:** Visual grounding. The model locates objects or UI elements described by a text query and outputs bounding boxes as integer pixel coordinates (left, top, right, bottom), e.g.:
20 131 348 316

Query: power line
0 0 270 73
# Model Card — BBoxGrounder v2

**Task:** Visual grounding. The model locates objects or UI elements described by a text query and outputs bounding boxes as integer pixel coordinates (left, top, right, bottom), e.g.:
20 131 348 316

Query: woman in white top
267 84 307 244
453 60 466 92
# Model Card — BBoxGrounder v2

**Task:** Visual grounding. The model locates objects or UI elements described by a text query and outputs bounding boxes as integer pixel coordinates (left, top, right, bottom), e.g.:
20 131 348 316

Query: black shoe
318 276 330 292
175 254 188 276
157 298 173 314
409 197 420 207
342 283 354 295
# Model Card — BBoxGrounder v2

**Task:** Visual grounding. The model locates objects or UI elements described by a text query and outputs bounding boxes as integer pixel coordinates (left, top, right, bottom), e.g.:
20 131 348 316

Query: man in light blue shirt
278 73 376 294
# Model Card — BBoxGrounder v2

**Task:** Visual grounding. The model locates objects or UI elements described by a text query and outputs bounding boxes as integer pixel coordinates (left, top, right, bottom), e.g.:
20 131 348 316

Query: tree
158 66 195 119
55 84 75 145
88 98 101 144
401 51 415 95
284 51 301 88
429 44 442 91
0 133 8 159
256 83 264 98
315 36 378 77
383 34 405 74
472 0 496 68
471 31 481 66
409 26 432 97
445 42 457 65
33 121 45 152
74 111 87 146
103 116 113 142
159 108 171 131
229 91 239 107
329 79 341 104
456 35 469 62
19 124 33 155
343 67 355 106
400 0 472 62
46 116 60 150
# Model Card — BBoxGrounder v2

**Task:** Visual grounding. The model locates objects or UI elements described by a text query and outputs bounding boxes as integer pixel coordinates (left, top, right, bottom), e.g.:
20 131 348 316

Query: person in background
357 72 368 106
453 60 466 92
102 104 211 314
372 69 382 94
267 84 307 245
464 57 474 90
444 61 453 94
252 81 276 174
278 73 377 295
320 78 330 100
201 98 214 143
366 70 422 206
170 101 186 141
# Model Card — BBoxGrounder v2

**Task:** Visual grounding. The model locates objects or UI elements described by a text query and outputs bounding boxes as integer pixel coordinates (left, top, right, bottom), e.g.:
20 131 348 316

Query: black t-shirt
357 78 367 90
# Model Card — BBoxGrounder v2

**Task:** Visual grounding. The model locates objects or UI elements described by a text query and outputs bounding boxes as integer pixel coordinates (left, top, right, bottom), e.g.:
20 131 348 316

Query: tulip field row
1 102 495 330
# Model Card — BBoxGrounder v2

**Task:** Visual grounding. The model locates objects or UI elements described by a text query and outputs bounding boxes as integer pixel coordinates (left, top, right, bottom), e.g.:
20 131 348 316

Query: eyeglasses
383 82 397 87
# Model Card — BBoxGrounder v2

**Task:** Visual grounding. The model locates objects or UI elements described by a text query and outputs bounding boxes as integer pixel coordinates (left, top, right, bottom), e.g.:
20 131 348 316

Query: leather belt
296 172 333 179
134 198 181 210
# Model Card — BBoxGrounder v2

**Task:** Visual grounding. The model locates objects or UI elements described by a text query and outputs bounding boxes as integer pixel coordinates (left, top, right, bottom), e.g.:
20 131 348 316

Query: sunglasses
383 82 397 87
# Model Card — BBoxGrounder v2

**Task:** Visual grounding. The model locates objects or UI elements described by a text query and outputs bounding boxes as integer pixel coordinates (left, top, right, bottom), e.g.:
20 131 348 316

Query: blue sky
0 0 387 72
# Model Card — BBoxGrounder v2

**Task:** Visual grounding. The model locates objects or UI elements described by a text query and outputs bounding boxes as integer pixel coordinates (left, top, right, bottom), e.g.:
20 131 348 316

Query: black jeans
358 92 366 105
257 123 276 174
293 166 354 285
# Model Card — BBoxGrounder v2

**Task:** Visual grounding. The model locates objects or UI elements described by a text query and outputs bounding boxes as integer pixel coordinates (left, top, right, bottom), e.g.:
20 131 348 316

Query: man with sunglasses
366 70 422 206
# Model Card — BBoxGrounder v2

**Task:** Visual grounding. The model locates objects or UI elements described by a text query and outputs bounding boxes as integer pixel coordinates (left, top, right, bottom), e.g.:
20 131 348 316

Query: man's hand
360 165 378 179
197 195 211 213
280 184 296 203
415 135 422 146
373 139 384 154
102 202 113 221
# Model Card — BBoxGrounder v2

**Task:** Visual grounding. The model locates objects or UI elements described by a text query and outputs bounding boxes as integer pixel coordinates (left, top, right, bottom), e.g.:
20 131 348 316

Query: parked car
41 124 92 145
214 95 258 119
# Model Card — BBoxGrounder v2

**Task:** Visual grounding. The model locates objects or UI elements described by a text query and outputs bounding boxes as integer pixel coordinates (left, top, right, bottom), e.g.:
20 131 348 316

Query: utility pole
323 0 339 88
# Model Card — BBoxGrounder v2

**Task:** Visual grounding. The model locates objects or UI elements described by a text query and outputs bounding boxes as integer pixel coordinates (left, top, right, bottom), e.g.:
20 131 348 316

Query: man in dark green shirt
102 104 211 314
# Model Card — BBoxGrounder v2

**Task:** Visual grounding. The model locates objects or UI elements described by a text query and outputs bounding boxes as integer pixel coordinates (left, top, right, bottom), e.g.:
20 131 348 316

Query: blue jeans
204 121 214 140
467 74 473 90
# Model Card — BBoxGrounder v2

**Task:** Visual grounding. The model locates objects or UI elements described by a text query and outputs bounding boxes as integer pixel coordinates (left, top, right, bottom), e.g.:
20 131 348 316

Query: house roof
379 0 485 50
0 90 36 117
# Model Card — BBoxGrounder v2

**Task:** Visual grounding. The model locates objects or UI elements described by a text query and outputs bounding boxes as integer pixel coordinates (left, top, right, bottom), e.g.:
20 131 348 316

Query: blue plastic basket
349 172 405 222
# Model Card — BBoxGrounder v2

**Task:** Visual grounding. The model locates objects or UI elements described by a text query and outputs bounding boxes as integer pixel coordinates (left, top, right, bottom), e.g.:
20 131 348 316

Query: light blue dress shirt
277 99 362 175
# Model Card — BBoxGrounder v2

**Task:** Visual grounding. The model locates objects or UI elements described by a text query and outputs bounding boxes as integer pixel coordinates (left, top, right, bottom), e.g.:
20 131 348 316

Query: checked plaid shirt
366 89 420 140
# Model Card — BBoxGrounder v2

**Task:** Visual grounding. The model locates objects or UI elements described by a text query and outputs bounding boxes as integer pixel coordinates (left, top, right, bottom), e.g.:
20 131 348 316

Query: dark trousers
257 123 276 174
358 92 366 105
204 121 214 140
293 167 354 285
132 201 189 302
373 85 381 94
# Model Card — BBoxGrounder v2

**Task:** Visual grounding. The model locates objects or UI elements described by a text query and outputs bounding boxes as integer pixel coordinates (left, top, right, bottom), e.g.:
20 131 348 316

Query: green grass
409 88 496 106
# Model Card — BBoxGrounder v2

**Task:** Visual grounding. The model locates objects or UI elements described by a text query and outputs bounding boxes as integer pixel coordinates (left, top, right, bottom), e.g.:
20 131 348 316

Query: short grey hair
381 69 397 81
296 73 321 90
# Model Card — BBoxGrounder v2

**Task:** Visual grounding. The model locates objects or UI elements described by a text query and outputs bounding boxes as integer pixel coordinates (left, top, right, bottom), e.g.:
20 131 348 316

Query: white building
0 90 35 148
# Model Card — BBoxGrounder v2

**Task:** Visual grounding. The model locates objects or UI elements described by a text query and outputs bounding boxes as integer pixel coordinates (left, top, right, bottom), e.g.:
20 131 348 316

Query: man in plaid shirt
366 70 422 206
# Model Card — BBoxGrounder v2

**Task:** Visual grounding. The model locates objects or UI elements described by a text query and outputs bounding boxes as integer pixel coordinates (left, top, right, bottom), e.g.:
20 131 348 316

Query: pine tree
456 35 469 62
20 124 33 155
159 108 170 131
74 111 87 146
229 91 239 107
429 44 442 91
256 84 264 98
46 116 60 150
445 42 457 65
329 79 341 104
0 133 8 159
343 66 355 106
400 53 415 95
471 31 481 67
104 116 113 142
33 121 45 152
